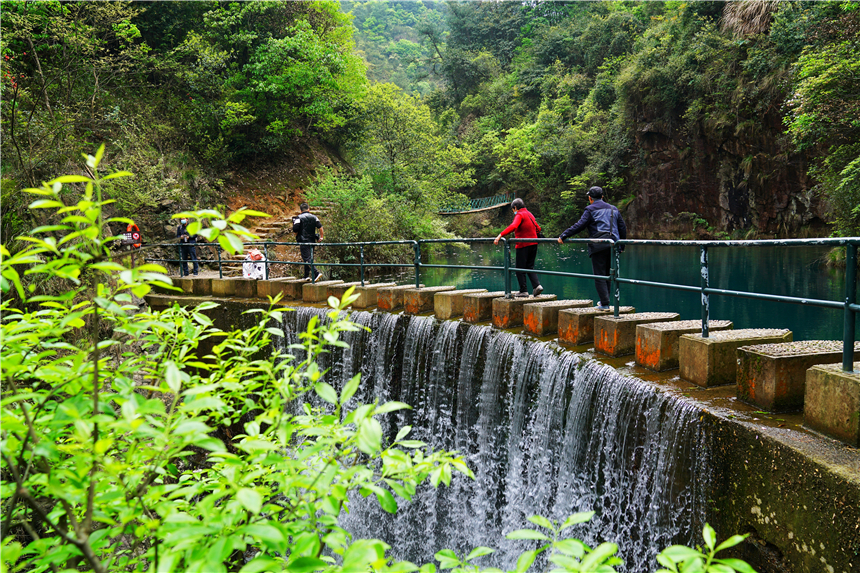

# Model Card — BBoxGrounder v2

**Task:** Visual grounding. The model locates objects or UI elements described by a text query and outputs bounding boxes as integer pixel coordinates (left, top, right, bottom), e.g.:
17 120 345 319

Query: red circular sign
132 232 140 240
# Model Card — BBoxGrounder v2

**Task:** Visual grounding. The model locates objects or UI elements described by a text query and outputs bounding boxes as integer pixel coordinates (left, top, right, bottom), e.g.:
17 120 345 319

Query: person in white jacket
242 248 266 280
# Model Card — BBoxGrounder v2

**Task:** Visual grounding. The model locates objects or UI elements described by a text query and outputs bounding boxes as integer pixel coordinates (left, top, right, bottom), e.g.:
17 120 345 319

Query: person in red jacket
494 198 544 297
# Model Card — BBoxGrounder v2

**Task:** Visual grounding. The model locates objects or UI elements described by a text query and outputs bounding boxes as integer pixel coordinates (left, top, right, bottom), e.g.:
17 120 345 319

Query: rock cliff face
623 115 830 239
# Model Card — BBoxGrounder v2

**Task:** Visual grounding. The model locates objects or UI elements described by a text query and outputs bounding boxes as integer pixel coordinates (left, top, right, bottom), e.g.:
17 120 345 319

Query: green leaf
703 524 717 551
560 511 595 531
715 534 748 553
527 515 554 531
240 556 282 573
465 547 495 561
357 418 383 455
506 529 550 541
29 199 64 209
101 171 134 181
52 174 92 183
579 542 618 570
659 546 703 562
375 401 411 415
314 382 338 405
515 549 537 573
285 556 327 573
341 374 361 404
713 558 758 573
165 361 182 394
237 488 262 514
375 487 398 513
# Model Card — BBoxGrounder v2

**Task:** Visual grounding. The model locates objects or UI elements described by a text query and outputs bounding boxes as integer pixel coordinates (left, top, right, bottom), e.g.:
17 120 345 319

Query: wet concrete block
280 278 310 300
679 328 792 388
257 278 300 301
594 312 679 357
434 289 488 320
523 299 592 336
804 362 860 446
351 282 397 309
327 282 364 305
175 277 194 294
636 319 733 372
557 306 635 345
191 277 212 296
491 294 558 329
738 341 860 413
233 279 258 298
463 291 507 323
211 278 238 297
303 280 344 303
405 286 456 315
377 285 422 312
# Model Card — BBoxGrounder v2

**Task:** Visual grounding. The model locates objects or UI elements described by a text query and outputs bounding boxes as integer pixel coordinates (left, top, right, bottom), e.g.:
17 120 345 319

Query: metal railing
145 236 859 373
438 192 514 214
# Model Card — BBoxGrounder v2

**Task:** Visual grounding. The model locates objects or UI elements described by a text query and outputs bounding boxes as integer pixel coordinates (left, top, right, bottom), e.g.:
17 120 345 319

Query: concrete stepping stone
595 312 679 357
175 277 194 294
405 286 456 315
463 291 506 323
231 278 258 298
636 319 733 372
190 277 212 296
523 299 592 336
558 306 635 345
434 289 488 320
804 362 860 446
492 294 558 329
279 277 310 300
377 284 424 311
303 280 344 303
679 328 792 388
327 282 364 304
211 278 240 297
351 282 397 309
737 340 860 412
257 277 305 300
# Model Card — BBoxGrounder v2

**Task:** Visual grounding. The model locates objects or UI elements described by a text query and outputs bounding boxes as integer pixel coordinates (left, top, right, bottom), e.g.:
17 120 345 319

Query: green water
393 243 856 341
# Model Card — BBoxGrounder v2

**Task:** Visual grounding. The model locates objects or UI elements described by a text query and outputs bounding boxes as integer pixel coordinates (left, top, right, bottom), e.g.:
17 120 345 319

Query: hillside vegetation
2 0 858 247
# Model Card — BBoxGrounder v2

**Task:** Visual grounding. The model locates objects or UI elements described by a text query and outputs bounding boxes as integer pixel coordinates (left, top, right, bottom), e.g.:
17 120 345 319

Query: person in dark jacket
294 202 324 280
557 186 627 309
494 198 543 297
176 218 198 276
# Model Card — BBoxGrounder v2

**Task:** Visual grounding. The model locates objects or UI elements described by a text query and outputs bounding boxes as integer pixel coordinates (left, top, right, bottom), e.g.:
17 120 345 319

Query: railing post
217 245 223 279
611 242 619 317
701 245 710 338
310 245 316 284
360 245 365 287
263 242 269 280
504 239 512 298
413 241 421 288
843 242 857 372
178 245 184 276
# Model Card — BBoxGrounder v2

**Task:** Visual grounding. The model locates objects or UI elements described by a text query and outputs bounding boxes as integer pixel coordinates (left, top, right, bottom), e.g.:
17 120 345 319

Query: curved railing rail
438 192 514 214
144 236 859 373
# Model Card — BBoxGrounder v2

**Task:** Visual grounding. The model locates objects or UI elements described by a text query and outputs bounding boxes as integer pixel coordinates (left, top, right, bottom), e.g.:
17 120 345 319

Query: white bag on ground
242 248 266 280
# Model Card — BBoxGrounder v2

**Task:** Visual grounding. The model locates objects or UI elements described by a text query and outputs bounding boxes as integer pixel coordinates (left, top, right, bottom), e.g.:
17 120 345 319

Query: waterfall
280 308 709 573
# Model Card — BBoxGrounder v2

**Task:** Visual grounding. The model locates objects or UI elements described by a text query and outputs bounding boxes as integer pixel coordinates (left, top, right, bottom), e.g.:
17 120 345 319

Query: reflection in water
378 243 854 341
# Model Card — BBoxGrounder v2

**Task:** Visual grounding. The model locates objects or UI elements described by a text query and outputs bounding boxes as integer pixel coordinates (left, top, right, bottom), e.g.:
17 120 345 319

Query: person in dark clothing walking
176 218 199 276
494 198 544 297
557 186 627 309
293 202 324 280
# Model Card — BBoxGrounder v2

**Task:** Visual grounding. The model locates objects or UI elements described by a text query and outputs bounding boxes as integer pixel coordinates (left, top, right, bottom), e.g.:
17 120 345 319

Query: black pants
180 244 198 276
591 248 611 306
514 244 540 293
299 243 317 278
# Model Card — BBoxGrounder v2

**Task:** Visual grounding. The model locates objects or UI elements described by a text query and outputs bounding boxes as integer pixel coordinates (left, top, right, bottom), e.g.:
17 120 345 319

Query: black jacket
295 212 322 243
559 200 627 256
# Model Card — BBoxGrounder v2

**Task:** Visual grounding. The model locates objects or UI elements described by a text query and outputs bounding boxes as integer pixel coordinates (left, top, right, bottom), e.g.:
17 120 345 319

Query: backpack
292 215 302 234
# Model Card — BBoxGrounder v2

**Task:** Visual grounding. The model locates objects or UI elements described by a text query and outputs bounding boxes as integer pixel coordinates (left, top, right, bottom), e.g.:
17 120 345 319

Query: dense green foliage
0 154 758 572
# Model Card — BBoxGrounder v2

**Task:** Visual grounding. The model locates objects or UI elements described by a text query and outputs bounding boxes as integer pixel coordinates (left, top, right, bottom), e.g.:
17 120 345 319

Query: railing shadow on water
144 236 859 373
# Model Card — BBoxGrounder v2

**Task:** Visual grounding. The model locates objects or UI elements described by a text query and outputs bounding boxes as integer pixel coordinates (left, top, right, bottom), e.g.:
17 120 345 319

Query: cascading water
279 308 709 572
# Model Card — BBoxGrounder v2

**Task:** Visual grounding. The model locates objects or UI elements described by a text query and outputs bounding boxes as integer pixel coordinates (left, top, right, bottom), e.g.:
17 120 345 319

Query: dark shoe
314 272 324 281
595 303 610 310
532 285 543 297
514 291 529 298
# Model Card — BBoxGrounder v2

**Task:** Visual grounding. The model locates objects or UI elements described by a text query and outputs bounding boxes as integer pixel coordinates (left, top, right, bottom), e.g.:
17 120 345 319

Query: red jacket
500 208 540 248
